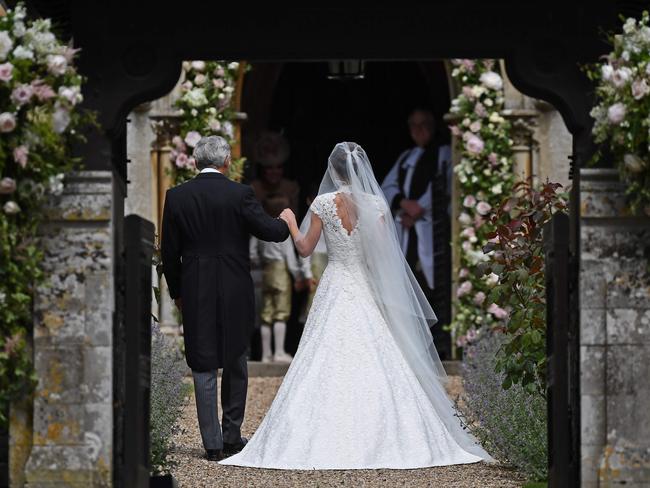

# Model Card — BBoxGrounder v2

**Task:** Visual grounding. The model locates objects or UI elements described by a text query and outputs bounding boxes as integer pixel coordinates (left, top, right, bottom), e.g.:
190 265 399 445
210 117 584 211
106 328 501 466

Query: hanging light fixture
327 60 365 80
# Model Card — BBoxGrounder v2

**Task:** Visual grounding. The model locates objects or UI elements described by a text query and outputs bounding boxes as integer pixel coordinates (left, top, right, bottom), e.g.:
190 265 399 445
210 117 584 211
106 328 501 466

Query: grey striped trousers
192 353 248 450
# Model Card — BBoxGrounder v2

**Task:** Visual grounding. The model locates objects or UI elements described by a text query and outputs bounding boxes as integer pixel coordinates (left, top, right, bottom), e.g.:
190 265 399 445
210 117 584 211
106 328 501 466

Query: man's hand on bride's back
279 208 296 228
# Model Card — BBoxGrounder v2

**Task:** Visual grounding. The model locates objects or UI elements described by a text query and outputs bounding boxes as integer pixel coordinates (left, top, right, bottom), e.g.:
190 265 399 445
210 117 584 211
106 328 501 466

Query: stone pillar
503 108 538 184
23 171 115 487
580 168 650 487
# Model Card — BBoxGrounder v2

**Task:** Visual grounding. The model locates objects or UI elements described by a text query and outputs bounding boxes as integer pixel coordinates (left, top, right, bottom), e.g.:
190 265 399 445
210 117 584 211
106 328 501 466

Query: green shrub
150 323 191 475
457 329 548 481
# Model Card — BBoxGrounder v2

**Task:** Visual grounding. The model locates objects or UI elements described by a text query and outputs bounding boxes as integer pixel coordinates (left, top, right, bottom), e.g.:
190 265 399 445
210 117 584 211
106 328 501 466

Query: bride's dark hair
329 142 364 183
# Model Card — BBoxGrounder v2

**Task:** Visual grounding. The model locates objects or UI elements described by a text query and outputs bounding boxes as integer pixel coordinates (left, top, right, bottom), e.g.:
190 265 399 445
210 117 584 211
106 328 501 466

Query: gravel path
170 376 525 487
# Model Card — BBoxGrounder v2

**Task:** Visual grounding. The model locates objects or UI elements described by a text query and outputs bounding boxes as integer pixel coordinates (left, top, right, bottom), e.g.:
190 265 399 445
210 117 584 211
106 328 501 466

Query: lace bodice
310 191 385 264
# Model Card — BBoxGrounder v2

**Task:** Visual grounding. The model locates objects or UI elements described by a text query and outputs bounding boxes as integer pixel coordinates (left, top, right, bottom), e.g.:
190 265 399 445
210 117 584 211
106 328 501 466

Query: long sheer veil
300 142 493 461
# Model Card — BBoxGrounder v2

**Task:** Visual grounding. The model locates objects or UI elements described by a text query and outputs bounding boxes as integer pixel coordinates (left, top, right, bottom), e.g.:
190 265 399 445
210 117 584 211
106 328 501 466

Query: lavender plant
150 323 191 475
456 329 548 481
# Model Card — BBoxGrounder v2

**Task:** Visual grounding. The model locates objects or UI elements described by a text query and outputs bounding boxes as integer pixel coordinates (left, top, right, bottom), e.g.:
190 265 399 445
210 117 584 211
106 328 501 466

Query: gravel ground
170 376 526 488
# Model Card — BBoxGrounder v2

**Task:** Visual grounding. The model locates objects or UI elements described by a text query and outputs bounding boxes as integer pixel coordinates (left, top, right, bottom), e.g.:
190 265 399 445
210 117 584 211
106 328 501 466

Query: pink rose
11 84 33 106
462 85 474 99
459 268 470 278
457 280 473 298
188 157 196 169
463 195 477 208
194 73 206 85
171 135 186 151
213 78 225 89
476 201 492 216
33 81 56 101
57 85 81 104
473 291 486 305
13 145 29 168
465 134 484 154
461 227 476 239
184 131 202 147
456 335 467 348
214 66 225 77
0 62 13 82
0 112 16 132
469 121 482 133
607 103 626 124
0 177 16 194
488 303 509 320
474 103 487 118
181 80 193 91
488 152 498 165
462 241 473 252
175 152 189 168
450 125 462 137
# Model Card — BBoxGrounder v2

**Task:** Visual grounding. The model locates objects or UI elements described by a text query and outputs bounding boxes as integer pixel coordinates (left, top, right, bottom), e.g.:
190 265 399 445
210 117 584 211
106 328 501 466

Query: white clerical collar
200 167 220 174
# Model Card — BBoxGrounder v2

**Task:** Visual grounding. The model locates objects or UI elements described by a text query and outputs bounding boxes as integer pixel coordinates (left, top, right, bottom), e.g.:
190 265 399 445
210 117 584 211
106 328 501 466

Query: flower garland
447 59 515 348
0 3 94 426
166 60 247 185
587 10 650 215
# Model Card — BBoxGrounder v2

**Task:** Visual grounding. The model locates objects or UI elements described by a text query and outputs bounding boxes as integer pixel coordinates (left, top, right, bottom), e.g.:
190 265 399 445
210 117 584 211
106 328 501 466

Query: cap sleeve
309 194 326 217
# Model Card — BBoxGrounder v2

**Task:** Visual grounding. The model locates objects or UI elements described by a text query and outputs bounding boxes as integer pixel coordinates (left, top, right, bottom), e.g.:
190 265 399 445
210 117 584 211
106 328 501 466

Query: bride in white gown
220 142 493 470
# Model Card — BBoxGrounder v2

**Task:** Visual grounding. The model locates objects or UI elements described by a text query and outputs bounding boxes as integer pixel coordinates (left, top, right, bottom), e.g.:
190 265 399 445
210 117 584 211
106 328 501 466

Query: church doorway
240 61 454 359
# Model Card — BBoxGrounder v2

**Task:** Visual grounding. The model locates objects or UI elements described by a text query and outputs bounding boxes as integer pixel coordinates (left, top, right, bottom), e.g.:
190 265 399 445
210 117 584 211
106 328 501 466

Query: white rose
479 71 503 91
191 60 206 72
0 112 16 132
601 64 614 81
182 61 191 70
58 85 82 105
46 54 67 76
607 103 626 124
458 212 472 226
194 73 206 85
183 88 208 107
12 45 33 60
3 200 20 214
485 272 499 287
0 32 13 60
184 131 202 147
623 154 645 173
484 98 494 107
12 21 25 38
491 183 503 195
228 61 239 70
52 105 71 133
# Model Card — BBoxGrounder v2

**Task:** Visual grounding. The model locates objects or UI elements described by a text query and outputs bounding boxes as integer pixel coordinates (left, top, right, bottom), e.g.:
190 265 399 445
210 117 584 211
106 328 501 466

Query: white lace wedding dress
220 192 487 470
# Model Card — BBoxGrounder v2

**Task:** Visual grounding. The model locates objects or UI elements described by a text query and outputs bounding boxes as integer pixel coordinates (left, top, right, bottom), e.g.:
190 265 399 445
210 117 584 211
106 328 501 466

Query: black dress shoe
205 449 223 461
223 437 248 455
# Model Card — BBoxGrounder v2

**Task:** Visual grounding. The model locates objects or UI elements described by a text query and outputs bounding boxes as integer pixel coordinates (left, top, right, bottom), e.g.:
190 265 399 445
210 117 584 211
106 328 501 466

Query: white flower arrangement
165 60 247 185
447 59 515 347
588 10 650 215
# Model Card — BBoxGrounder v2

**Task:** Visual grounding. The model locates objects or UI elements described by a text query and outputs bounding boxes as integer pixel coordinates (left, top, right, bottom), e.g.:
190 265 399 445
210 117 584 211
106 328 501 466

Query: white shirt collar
200 167 220 174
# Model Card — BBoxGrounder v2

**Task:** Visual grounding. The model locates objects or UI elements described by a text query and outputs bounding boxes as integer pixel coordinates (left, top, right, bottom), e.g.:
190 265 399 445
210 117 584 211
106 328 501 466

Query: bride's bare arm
280 209 322 257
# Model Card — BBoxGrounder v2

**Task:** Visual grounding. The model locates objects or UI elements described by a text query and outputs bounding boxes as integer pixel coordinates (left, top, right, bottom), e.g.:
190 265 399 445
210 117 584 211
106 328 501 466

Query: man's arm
242 186 290 242
161 191 182 300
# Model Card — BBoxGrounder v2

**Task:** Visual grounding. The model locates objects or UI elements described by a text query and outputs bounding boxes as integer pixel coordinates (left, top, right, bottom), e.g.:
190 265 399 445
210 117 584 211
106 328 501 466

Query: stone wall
19 171 115 487
580 168 650 487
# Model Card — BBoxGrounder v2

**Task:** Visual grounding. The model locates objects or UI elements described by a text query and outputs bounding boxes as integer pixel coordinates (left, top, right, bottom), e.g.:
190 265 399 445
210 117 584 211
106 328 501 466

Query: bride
219 142 493 469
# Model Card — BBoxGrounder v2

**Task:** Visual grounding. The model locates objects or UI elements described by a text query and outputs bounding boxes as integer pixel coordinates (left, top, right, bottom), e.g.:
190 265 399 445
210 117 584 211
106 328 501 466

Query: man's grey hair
193 136 231 169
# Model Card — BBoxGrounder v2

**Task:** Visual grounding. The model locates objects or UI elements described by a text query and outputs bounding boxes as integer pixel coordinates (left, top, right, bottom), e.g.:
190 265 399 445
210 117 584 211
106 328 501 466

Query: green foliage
586 10 650 215
150 323 191 475
479 180 567 395
458 329 548 481
0 3 96 427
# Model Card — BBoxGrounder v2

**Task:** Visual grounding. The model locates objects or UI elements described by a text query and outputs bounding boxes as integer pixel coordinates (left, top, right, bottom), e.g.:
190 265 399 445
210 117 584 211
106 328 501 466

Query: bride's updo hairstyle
329 142 366 185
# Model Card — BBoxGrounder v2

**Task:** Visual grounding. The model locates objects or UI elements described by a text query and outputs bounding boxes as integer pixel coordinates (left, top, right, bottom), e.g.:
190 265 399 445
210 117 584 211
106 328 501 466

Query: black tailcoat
161 172 289 371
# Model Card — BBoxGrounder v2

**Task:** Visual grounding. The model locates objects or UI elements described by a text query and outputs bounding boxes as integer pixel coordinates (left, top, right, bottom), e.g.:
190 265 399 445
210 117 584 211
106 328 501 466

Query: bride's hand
279 208 297 228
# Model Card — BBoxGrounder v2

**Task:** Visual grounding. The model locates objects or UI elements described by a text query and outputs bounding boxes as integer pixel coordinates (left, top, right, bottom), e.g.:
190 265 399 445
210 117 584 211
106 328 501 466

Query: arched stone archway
15 2 648 487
